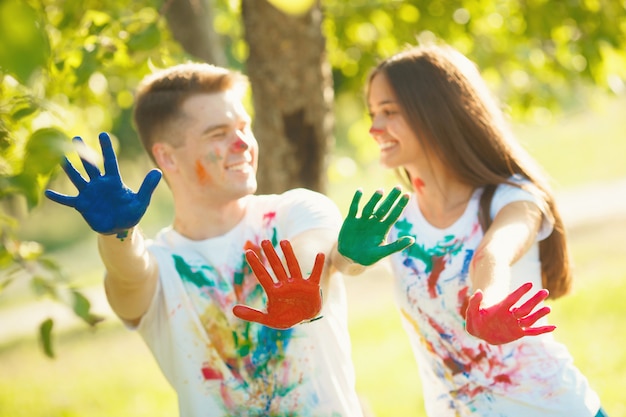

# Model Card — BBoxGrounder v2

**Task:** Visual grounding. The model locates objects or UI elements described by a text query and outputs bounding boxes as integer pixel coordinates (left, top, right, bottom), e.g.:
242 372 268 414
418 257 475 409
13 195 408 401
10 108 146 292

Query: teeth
379 141 396 150
227 162 249 171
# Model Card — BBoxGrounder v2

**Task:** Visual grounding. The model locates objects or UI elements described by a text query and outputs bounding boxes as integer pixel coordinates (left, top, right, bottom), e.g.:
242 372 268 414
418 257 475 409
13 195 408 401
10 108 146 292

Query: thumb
377 236 415 260
137 169 162 204
464 290 483 320
232 305 268 325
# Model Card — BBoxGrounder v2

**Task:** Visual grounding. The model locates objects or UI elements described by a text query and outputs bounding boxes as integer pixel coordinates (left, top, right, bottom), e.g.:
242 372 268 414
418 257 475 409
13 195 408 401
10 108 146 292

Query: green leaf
39 318 55 358
72 290 105 326
75 47 99 86
127 22 161 51
0 0 50 84
11 104 39 121
14 128 70 208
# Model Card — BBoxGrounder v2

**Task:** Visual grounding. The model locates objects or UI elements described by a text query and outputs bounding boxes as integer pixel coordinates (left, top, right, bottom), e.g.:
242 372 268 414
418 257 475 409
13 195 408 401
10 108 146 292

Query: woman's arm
470 200 543 306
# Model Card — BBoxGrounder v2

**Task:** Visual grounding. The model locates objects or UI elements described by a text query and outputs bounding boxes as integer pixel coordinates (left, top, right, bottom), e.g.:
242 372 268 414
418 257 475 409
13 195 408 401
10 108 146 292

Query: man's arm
45 132 162 326
100 229 159 326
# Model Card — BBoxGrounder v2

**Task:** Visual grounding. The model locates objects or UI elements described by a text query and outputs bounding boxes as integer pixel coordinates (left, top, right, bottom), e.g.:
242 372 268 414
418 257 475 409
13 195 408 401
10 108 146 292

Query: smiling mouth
225 157 254 172
226 162 249 172
379 141 397 151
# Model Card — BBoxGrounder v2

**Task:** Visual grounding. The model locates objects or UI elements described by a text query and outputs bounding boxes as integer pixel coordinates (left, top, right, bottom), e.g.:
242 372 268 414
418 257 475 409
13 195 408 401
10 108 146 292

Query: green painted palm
338 187 415 266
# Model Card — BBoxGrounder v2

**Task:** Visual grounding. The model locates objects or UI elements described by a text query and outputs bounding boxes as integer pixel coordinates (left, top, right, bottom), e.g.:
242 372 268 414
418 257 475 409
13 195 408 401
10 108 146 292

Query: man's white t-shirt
387 179 601 417
136 189 363 417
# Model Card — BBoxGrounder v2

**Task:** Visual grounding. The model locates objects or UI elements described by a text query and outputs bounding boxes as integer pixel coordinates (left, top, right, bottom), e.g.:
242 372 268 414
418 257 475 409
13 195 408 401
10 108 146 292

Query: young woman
338 44 606 416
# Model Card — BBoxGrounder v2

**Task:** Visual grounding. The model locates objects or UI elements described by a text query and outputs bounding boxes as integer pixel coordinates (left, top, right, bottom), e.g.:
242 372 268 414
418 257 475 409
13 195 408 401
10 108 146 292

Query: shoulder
491 175 554 240
273 188 339 213
491 175 545 216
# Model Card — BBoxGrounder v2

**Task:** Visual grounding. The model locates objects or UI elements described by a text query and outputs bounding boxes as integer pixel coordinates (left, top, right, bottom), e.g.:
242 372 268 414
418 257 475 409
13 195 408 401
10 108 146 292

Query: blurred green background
2 95 626 417
2 0 626 416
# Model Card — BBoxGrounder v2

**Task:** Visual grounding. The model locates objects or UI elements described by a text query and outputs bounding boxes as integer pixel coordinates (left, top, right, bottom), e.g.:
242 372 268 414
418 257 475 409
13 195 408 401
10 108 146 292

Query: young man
46 63 369 416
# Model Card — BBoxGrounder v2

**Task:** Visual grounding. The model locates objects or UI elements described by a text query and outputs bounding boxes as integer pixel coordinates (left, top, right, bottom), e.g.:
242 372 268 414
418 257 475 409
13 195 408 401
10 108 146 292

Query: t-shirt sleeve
490 177 554 241
276 188 343 239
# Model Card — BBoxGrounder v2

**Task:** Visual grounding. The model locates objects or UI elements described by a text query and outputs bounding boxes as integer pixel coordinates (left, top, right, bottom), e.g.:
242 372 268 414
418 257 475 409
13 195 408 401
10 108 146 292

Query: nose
230 130 249 152
369 113 385 137
369 125 385 136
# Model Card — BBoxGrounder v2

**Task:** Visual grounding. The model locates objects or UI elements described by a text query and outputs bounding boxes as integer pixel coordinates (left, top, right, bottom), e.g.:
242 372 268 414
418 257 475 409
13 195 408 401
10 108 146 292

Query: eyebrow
201 123 230 135
369 99 396 106
368 99 398 110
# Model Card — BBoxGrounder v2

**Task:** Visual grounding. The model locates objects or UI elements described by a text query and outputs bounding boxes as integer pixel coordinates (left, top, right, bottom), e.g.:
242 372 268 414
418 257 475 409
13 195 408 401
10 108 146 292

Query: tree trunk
241 0 334 194
161 0 227 66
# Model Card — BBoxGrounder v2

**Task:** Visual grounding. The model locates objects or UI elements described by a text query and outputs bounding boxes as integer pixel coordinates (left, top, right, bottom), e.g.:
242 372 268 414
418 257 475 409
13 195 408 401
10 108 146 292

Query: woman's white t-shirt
387 180 601 417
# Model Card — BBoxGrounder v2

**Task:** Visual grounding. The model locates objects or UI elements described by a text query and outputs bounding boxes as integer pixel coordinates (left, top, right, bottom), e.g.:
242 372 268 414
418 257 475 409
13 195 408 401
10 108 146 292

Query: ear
152 142 177 172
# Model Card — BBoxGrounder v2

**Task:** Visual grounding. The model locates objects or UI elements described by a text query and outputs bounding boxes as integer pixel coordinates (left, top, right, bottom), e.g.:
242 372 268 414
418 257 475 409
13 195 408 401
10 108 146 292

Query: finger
501 282 534 309
373 187 402 219
382 193 410 226
347 189 363 218
279 240 302 280
308 253 325 286
361 189 383 217
61 157 88 191
518 305 552 328
522 324 556 337
464 289 483 321
74 137 102 180
232 305 268 325
137 169 162 205
512 288 550 317
99 132 122 180
44 189 77 208
261 240 288 282
377 236 415 258
245 249 276 289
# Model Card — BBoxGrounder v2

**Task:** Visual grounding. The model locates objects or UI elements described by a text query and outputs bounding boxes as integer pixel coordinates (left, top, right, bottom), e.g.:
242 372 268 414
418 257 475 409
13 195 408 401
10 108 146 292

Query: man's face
167 91 258 202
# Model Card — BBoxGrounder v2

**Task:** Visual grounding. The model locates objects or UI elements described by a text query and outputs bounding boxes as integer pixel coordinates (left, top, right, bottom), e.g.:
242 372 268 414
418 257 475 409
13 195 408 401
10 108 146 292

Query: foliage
324 0 626 116
0 0 185 357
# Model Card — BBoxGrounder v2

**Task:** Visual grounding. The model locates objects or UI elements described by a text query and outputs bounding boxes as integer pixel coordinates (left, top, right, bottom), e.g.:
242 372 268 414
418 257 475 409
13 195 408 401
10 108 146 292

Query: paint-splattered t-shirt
388 180 601 417
136 189 363 417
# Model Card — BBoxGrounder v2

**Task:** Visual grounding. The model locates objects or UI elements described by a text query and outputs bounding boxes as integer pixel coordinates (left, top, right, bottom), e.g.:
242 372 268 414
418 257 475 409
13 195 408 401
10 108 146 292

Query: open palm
233 240 324 329
338 187 414 266
45 132 161 236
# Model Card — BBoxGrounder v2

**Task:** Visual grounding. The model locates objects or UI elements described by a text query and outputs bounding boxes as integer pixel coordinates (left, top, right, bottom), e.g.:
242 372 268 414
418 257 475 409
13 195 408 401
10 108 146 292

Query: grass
1 96 625 416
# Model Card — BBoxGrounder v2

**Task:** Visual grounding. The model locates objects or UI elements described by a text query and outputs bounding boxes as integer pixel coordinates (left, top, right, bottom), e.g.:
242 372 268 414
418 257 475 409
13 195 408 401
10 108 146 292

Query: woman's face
367 72 425 174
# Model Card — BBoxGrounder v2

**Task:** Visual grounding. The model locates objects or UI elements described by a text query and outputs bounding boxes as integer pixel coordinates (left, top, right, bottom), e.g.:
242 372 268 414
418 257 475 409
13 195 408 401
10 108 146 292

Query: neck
172 195 249 240
409 168 474 228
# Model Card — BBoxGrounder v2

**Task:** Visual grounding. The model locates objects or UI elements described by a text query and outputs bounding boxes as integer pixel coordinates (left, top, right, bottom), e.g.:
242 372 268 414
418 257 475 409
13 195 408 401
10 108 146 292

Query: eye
382 107 398 117
207 128 228 140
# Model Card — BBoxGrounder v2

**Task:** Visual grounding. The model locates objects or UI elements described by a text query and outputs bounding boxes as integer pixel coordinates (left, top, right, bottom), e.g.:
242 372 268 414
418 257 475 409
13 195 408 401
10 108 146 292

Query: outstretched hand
45 132 162 236
465 282 556 345
338 187 414 266
233 240 325 329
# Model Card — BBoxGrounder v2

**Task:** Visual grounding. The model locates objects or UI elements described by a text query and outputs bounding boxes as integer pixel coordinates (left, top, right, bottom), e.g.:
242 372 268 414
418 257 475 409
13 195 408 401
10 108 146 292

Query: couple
46 45 604 417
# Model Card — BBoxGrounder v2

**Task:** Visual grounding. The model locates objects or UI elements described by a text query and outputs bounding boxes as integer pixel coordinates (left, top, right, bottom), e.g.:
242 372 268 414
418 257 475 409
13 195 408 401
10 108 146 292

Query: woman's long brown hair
368 44 571 299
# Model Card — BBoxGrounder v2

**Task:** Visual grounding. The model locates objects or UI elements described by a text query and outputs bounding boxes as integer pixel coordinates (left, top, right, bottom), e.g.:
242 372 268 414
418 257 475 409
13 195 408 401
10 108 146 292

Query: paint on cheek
412 177 425 194
195 159 212 185
206 149 222 164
